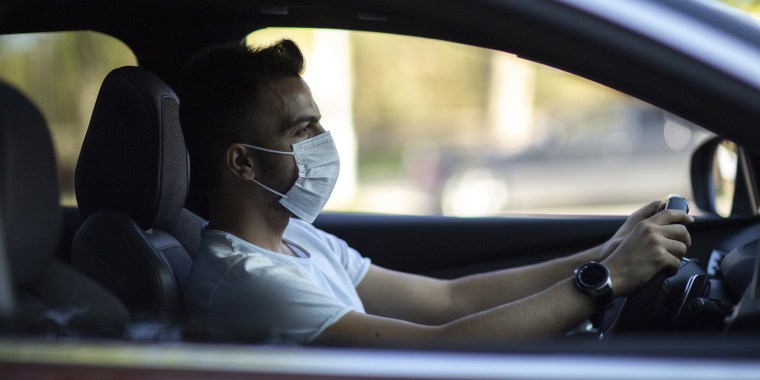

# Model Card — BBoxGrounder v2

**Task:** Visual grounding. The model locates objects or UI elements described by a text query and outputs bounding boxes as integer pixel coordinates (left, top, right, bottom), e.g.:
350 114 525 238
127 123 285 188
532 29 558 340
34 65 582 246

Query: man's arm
357 201 665 325
317 278 596 347
445 200 667 319
356 251 598 326
317 206 691 346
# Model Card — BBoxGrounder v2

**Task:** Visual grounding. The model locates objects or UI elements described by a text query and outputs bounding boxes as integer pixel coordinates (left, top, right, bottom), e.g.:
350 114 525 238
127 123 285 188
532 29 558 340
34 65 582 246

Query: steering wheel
598 195 705 339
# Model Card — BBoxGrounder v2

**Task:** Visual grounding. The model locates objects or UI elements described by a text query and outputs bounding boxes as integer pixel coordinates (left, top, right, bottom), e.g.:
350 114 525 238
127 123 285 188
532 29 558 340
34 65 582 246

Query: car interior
1 0 760 363
0 79 129 337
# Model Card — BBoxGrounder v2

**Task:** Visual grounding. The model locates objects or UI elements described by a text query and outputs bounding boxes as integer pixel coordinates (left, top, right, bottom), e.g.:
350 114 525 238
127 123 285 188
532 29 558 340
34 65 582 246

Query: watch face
579 263 608 288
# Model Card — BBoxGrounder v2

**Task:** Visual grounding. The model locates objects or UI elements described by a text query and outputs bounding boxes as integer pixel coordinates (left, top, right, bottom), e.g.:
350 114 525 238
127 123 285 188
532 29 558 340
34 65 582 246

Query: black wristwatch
574 261 614 310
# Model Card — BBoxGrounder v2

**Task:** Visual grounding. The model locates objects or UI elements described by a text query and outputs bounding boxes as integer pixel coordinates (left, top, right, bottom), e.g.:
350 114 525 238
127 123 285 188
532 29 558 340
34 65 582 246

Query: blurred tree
351 32 490 143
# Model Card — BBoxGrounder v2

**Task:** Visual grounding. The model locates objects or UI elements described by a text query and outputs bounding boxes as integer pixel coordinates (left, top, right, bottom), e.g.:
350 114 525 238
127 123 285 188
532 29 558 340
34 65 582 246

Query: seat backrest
72 66 204 321
0 80 129 336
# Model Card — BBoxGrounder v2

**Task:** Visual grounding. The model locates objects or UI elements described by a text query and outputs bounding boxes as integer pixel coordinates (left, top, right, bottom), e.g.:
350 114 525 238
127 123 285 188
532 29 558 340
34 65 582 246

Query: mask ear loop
251 177 289 199
240 143 295 199
240 143 295 156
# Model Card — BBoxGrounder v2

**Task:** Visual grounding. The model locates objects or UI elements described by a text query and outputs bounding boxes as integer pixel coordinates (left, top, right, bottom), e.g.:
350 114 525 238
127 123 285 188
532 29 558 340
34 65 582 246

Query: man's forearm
447 245 602 318
440 278 597 343
318 278 598 347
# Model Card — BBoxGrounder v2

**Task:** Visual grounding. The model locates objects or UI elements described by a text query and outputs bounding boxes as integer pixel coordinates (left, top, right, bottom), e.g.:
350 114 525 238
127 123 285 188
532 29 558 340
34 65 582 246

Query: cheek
261 154 298 188
281 156 299 183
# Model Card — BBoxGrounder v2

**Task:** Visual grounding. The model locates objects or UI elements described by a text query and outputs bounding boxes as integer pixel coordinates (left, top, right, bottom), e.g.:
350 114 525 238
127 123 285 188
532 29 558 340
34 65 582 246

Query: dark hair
179 39 305 192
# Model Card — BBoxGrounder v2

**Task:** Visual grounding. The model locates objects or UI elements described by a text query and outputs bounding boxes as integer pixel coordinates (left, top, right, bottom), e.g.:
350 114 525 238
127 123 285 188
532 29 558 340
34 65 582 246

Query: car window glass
256 28 712 216
248 28 712 217
0 31 137 205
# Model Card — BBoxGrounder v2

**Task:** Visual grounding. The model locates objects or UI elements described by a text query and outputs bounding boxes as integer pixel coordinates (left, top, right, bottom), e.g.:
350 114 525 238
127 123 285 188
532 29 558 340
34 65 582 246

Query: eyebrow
283 114 321 131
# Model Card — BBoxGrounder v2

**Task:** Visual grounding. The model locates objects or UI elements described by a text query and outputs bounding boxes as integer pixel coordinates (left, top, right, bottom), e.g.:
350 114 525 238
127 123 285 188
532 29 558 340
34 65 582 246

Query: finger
650 209 694 225
659 238 688 260
631 200 660 221
659 223 692 247
645 200 661 213
666 247 683 271
649 243 684 273
661 249 682 276
617 201 660 236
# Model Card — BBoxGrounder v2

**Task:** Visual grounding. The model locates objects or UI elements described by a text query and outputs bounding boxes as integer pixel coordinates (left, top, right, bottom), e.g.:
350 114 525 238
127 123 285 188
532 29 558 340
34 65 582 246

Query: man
180 39 692 346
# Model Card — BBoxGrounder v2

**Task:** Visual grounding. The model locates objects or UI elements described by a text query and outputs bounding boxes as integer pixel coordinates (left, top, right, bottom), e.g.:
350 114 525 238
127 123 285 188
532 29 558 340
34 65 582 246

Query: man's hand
599 201 660 261
601 208 693 297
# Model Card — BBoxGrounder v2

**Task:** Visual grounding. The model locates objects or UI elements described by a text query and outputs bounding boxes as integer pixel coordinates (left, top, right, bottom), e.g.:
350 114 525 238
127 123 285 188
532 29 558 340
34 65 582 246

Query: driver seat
71 66 204 322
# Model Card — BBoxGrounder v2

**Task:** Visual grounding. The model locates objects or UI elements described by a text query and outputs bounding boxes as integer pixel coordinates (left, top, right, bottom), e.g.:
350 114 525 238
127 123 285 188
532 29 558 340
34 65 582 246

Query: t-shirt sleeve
336 239 371 286
206 257 354 344
306 223 370 286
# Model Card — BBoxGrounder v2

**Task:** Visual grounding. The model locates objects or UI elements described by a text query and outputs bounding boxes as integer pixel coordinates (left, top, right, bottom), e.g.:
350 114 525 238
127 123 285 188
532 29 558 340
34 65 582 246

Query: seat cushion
72 209 194 317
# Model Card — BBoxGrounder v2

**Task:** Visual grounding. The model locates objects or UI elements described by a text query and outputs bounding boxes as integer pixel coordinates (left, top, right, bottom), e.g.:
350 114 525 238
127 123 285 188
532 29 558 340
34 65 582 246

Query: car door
316 208 759 280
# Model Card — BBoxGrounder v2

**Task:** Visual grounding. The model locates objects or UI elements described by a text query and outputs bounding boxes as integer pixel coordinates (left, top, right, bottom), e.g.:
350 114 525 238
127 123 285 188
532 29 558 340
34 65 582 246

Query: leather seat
0 81 129 336
71 66 204 321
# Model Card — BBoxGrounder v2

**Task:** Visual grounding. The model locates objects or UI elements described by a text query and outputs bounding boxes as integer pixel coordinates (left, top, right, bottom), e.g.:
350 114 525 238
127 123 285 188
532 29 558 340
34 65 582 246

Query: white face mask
241 131 340 223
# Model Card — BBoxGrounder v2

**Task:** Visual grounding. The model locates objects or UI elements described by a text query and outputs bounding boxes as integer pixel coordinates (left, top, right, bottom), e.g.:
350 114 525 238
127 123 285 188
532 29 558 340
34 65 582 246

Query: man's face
249 76 324 196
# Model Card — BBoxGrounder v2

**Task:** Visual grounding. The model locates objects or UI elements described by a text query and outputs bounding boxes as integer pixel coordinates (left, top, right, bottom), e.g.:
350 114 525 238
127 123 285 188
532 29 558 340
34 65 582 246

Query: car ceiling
2 0 760 152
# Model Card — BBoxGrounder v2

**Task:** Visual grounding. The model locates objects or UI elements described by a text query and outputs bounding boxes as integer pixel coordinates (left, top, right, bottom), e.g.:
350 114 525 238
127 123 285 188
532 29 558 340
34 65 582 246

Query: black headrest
76 67 188 230
0 82 61 286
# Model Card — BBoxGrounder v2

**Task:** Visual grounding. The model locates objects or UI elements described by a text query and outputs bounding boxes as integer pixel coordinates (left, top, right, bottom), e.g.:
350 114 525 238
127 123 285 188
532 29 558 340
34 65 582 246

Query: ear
225 143 256 181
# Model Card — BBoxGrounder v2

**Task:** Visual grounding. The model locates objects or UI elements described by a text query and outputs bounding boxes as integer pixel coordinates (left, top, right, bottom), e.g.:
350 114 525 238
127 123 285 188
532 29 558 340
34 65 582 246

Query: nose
315 124 326 136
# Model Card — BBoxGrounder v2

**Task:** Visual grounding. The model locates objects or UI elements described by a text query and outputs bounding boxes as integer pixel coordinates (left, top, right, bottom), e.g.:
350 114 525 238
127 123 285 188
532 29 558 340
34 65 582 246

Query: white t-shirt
185 218 371 343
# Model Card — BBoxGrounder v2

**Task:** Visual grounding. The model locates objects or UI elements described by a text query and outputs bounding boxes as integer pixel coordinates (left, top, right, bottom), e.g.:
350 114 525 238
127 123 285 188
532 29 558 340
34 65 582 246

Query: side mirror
690 136 741 217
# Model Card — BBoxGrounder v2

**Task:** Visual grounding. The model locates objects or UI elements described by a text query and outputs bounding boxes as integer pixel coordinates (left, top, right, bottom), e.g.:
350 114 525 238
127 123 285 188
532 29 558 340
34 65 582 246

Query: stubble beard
264 191 293 219
259 163 297 219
